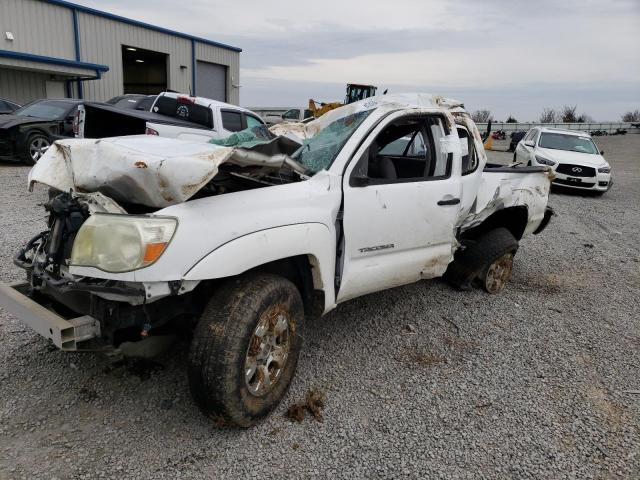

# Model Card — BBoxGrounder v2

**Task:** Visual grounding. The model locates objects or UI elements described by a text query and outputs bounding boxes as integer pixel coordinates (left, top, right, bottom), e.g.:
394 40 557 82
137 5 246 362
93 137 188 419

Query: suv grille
555 164 595 177
553 178 595 188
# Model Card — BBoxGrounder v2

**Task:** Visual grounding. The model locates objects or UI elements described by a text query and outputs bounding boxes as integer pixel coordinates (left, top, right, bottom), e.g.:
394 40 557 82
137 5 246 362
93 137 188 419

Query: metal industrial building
0 0 241 105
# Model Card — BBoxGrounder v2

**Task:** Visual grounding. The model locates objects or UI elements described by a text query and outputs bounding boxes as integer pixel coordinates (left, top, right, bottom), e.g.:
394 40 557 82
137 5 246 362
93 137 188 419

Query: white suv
514 127 612 194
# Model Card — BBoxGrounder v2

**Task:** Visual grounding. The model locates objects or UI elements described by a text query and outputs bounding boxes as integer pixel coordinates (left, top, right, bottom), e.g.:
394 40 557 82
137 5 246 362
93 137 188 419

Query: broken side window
349 115 451 185
458 126 479 175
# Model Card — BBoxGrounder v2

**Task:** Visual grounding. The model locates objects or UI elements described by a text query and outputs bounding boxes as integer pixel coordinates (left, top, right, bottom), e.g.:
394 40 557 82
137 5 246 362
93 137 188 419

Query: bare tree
576 113 593 123
471 110 493 123
539 108 556 123
622 110 640 122
505 115 518 123
561 105 578 123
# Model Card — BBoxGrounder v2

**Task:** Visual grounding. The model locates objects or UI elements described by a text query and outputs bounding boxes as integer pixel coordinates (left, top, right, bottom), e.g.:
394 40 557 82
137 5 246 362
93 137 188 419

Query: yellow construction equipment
308 84 379 118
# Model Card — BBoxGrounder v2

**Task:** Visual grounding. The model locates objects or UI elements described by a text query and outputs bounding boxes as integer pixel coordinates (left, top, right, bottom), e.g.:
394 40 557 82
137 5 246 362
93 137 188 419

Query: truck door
336 113 462 302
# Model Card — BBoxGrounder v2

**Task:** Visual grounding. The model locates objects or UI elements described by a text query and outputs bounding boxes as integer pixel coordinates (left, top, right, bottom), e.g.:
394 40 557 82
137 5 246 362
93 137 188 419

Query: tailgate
80 102 209 139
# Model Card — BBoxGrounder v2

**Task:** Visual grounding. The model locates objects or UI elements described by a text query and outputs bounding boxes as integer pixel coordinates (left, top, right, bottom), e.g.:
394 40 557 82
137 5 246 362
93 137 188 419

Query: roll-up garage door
196 61 227 101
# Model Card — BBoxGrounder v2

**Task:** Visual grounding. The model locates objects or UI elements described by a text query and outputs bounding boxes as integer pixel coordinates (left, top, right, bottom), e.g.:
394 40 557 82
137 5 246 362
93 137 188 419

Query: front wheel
188 273 304 427
23 133 51 165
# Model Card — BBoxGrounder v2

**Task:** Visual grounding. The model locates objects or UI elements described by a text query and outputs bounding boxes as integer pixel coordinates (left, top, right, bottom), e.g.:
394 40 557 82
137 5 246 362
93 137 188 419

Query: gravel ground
1 135 639 479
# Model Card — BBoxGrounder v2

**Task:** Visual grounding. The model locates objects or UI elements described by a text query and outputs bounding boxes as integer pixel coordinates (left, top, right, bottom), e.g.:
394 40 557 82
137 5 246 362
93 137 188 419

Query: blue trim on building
0 49 109 74
45 0 242 53
71 8 83 98
71 9 81 61
191 39 197 96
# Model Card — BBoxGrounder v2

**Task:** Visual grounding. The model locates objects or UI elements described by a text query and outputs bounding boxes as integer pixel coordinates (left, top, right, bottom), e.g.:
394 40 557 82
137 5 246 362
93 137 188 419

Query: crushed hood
29 136 235 207
29 134 309 208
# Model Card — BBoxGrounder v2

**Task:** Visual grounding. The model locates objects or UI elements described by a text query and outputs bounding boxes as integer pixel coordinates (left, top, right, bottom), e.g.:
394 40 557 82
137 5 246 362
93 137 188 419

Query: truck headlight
71 214 177 272
597 166 611 174
535 155 555 166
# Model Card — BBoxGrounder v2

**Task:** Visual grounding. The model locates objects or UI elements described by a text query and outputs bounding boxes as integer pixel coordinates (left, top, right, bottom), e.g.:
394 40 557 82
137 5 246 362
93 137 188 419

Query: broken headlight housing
70 214 177 273
597 166 611 174
534 155 555 166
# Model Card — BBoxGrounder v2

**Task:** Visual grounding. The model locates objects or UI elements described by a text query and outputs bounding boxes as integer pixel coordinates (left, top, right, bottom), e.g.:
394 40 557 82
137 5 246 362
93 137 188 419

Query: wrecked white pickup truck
0 94 553 427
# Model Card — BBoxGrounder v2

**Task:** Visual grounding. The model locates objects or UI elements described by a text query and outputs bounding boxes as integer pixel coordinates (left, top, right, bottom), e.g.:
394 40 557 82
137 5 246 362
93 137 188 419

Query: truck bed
81 102 209 139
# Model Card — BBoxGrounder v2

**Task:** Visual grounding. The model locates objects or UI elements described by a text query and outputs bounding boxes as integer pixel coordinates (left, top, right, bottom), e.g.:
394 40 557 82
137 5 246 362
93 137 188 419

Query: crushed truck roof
28 93 465 208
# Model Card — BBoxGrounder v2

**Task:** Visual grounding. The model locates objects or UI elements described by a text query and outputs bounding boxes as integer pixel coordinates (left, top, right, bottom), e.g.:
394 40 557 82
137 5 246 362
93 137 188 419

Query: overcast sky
77 0 639 121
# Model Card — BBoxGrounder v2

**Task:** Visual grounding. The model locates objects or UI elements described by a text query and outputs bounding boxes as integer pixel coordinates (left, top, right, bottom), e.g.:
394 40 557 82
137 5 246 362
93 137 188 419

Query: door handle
437 197 460 206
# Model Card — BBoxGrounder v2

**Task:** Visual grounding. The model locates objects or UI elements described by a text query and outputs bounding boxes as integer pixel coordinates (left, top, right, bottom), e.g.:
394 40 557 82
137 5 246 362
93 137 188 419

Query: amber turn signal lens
143 242 168 264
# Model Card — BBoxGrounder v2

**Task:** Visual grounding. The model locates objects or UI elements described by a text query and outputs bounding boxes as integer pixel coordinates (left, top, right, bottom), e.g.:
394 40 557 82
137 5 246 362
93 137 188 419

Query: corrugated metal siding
0 0 241 104
0 69 47 104
0 0 75 59
78 13 199 101
195 43 240 105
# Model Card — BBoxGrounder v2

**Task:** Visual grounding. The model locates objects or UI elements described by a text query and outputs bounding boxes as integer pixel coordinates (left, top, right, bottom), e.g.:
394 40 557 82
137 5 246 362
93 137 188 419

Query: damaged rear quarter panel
460 168 552 235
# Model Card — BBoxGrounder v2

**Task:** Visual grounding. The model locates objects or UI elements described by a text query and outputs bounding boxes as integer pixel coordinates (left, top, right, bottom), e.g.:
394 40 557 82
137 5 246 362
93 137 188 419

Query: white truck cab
2 94 554 427
76 92 265 143
147 92 265 141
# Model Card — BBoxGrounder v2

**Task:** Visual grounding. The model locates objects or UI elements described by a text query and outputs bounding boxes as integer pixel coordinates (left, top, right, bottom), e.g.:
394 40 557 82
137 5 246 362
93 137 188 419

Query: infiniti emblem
572 167 583 173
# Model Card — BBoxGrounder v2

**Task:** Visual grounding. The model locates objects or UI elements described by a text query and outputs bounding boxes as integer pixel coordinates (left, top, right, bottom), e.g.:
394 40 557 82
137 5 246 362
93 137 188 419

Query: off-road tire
188 273 304 427
23 133 50 165
444 227 518 293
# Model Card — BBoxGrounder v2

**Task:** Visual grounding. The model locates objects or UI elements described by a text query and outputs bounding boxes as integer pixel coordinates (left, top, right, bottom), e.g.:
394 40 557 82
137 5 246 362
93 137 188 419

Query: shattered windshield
293 109 373 173
538 133 599 154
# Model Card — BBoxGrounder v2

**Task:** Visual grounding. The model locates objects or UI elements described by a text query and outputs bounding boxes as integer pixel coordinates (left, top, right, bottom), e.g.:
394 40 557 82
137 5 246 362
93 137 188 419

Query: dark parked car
106 94 156 111
0 98 21 115
0 99 83 164
509 131 527 152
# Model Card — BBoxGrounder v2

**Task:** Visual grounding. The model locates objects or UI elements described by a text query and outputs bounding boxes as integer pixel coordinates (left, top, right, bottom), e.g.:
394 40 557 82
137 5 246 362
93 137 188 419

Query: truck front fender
183 223 336 308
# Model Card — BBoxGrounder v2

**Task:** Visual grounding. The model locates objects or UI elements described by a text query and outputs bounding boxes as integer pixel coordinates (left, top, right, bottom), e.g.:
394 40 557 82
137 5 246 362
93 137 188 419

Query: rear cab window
153 96 214 129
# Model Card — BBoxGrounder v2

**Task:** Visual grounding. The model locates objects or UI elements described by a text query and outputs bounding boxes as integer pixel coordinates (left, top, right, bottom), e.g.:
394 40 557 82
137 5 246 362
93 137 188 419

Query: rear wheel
188 273 304 427
23 133 50 165
444 227 518 293
481 252 514 294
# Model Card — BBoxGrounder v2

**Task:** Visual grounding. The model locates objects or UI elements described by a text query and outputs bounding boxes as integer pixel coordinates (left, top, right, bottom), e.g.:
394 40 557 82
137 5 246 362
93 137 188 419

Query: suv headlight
597 166 611 174
535 155 555 166
71 214 177 273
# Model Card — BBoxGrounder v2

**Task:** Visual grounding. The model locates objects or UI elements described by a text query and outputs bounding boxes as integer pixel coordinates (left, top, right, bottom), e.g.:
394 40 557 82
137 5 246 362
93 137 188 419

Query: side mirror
65 115 75 123
351 175 370 187
524 140 535 148
600 150 604 155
